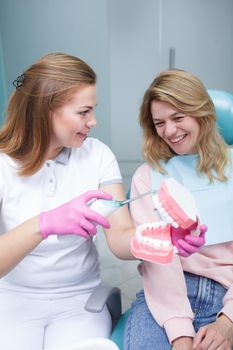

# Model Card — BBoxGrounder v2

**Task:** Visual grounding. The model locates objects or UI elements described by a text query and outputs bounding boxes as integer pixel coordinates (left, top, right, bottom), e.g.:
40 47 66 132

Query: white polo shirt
0 137 122 298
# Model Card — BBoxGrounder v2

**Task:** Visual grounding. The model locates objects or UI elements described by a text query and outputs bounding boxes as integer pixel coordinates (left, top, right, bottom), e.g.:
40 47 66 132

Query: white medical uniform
0 137 122 350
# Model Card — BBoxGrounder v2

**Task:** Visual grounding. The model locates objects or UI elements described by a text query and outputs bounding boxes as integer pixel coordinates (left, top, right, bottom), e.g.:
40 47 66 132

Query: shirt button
49 179 53 183
46 163 50 167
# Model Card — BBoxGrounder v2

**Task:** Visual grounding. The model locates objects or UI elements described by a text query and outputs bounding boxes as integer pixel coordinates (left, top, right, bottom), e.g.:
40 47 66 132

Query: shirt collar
53 147 71 165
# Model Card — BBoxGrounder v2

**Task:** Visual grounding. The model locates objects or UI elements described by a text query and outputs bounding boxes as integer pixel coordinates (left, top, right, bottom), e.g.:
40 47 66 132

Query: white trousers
0 291 111 350
46 337 119 350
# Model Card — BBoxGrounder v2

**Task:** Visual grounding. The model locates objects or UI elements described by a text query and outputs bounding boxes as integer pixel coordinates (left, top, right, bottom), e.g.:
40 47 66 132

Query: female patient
124 69 233 350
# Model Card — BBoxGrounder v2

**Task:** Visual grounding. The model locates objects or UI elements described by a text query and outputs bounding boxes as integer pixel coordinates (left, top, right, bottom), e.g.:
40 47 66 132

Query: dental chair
208 89 233 145
85 89 233 350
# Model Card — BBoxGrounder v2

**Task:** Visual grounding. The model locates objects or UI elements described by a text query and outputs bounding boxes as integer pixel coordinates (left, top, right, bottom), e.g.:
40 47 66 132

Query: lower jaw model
130 178 200 264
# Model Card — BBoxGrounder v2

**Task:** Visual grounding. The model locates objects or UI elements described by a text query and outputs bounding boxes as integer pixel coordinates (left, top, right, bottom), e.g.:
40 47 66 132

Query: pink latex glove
39 190 112 239
171 224 207 257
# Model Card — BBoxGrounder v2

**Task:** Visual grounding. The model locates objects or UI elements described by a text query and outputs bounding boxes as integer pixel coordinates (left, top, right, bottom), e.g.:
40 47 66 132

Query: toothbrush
89 189 157 209
58 189 156 242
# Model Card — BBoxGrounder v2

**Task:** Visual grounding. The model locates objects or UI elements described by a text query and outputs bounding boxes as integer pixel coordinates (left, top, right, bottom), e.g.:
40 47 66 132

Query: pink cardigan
130 162 233 343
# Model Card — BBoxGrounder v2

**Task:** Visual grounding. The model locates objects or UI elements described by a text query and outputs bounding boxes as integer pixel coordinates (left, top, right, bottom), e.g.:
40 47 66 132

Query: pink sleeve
141 259 195 343
130 164 161 225
131 164 196 343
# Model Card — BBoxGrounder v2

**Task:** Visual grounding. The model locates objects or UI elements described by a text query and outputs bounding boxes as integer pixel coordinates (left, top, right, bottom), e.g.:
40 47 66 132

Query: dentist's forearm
0 216 42 277
104 226 136 260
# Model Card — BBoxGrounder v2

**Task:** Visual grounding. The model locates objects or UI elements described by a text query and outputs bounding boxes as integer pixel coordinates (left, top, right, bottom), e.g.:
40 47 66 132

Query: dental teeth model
154 178 198 229
130 178 200 264
131 221 174 264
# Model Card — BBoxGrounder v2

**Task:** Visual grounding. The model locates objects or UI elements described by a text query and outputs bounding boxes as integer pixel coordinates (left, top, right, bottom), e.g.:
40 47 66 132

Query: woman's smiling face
151 100 200 155
48 84 97 158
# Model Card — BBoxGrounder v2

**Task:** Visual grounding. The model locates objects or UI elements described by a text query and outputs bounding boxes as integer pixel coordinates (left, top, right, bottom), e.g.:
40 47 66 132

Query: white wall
109 0 164 188
160 0 233 92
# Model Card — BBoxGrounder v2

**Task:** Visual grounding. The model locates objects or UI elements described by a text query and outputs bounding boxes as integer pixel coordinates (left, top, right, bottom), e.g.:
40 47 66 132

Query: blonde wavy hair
140 69 230 182
0 52 96 176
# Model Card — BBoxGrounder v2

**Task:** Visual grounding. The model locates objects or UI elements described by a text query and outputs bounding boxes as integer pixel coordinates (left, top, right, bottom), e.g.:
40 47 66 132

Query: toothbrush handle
58 199 118 242
88 199 119 217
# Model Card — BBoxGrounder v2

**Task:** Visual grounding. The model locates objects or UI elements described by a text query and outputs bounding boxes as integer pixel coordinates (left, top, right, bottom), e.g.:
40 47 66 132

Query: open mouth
78 132 87 137
130 178 199 264
170 134 187 144
77 132 88 141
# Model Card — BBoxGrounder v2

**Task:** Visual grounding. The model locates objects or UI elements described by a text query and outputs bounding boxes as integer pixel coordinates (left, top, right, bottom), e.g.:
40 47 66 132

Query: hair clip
13 74 25 88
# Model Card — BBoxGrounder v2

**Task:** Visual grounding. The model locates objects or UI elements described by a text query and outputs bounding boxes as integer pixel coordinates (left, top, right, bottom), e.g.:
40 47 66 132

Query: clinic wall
0 0 111 145
1 0 233 190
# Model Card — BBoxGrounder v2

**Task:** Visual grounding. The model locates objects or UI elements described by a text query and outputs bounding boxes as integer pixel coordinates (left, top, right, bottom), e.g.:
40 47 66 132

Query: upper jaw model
130 178 200 264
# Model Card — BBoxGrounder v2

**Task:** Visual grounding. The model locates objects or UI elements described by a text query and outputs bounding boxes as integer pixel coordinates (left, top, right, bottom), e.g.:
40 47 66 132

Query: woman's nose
164 121 177 136
87 113 97 127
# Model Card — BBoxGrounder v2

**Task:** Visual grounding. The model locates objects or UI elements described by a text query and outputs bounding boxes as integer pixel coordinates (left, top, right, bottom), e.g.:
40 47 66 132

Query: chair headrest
208 89 233 145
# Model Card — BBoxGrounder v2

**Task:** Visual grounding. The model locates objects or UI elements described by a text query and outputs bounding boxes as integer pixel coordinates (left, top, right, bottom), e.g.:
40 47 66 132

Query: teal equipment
208 89 233 145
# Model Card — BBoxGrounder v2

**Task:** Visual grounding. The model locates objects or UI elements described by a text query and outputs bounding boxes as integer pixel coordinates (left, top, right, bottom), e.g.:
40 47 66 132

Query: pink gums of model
130 178 200 264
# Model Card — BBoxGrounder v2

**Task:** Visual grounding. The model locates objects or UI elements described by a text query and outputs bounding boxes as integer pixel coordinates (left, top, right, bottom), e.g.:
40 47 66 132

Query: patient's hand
172 336 193 350
171 224 207 257
193 314 233 350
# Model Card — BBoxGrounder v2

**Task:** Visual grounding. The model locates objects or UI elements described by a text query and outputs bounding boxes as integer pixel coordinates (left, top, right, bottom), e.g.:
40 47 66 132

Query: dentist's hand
39 190 112 239
171 224 207 257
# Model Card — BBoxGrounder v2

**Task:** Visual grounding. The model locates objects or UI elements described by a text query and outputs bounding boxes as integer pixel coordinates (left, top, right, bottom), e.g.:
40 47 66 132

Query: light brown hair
140 69 230 181
0 52 96 176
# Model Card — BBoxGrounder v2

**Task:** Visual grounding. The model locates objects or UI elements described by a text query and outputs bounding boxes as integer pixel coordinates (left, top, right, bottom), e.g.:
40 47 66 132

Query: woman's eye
174 116 185 122
154 122 165 127
79 110 89 117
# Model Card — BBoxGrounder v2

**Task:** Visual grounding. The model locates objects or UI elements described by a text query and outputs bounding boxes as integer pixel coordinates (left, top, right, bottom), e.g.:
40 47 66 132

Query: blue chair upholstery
208 89 233 145
110 309 130 348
